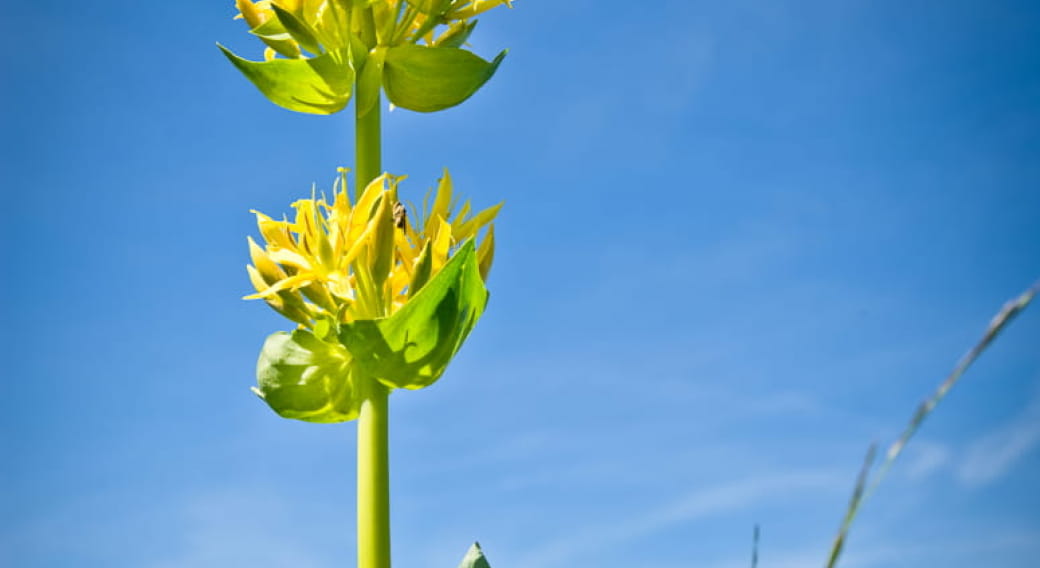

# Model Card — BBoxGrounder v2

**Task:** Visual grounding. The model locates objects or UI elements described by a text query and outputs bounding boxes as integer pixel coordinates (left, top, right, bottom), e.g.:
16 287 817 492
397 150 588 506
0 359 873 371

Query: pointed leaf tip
457 542 491 568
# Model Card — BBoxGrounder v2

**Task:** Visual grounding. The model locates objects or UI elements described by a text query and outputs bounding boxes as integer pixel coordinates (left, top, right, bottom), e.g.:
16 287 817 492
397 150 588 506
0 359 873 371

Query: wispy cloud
516 470 844 568
690 526 1040 568
147 486 340 568
691 546 830 568
902 440 952 481
839 527 1040 568
957 387 1040 486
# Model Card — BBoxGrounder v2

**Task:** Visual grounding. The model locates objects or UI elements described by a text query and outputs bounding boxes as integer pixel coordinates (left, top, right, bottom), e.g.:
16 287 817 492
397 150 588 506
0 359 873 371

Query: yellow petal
455 201 502 241
254 211 296 250
273 0 302 13
341 203 383 270
453 199 471 226
246 264 272 297
236 0 268 28
243 273 313 300
332 169 353 216
452 0 511 19
299 280 338 313
248 236 288 285
292 198 322 257
327 271 356 300
393 229 417 277
477 223 495 280
430 169 453 227
350 175 386 242
267 248 315 271
389 264 411 298
430 214 452 272
248 266 313 324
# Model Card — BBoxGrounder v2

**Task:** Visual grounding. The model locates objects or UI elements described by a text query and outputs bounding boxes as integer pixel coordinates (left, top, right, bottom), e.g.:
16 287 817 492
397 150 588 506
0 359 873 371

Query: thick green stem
355 94 382 201
354 24 389 567
357 381 391 568
354 1 381 201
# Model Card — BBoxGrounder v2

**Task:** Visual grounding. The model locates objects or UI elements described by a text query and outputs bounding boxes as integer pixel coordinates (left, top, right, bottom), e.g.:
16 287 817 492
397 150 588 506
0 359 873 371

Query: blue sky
2 1 1039 567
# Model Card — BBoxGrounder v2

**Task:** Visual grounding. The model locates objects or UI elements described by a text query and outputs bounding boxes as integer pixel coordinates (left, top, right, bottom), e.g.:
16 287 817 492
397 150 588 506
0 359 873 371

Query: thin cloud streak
517 470 845 568
689 527 1040 568
957 387 1040 486
902 440 952 481
147 486 340 568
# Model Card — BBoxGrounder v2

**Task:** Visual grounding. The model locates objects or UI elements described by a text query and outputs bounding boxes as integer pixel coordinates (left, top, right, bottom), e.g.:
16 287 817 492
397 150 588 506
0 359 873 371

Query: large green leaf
338 240 489 389
382 46 506 112
254 329 361 422
218 45 354 114
457 543 492 568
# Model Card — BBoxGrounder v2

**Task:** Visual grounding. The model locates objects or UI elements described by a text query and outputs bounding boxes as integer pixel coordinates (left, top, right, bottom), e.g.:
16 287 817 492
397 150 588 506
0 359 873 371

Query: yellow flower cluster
246 169 498 325
235 0 512 60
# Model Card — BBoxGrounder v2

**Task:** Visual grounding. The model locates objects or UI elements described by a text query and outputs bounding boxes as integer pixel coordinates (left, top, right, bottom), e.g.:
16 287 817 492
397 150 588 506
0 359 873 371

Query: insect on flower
393 200 407 230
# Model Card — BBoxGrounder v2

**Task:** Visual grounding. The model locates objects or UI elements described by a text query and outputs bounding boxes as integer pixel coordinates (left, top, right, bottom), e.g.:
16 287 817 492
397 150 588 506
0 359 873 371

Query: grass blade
825 444 876 568
751 524 760 568
824 279 1039 568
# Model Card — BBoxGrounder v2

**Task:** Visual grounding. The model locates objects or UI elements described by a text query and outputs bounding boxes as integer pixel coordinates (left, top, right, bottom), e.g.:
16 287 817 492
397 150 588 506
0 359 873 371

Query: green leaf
271 4 324 55
218 44 354 114
254 329 361 423
250 15 291 40
348 33 369 71
382 46 506 112
248 17 302 59
457 542 492 568
356 47 386 118
338 240 489 390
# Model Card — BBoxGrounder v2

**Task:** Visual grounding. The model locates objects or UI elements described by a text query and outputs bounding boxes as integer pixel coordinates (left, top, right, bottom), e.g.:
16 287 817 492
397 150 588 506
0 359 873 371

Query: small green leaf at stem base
382 46 507 112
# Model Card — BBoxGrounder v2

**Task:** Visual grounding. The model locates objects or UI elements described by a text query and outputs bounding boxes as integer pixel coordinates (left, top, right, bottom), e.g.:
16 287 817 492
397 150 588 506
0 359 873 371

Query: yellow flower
246 169 499 325
233 0 513 60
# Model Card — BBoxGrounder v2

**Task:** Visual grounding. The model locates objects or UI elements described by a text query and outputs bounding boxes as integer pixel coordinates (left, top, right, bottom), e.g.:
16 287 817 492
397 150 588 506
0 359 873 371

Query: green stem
357 380 391 568
354 15 389 565
355 92 382 201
